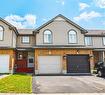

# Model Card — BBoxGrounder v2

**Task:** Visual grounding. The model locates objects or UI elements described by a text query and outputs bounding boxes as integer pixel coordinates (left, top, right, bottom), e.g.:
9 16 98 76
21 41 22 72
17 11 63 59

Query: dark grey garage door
67 55 90 73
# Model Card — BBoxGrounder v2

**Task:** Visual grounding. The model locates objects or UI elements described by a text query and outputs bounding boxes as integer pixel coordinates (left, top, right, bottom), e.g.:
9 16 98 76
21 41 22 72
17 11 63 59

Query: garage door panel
0 55 10 73
39 66 60 69
38 56 61 74
67 55 90 73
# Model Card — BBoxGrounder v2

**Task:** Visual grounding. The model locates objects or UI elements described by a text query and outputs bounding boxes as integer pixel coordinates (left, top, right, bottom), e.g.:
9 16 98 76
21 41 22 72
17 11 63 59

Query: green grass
0 74 32 93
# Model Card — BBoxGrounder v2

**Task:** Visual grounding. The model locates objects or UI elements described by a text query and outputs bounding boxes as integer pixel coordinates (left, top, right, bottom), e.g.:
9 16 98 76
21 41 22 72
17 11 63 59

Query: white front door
38 56 61 74
0 55 10 73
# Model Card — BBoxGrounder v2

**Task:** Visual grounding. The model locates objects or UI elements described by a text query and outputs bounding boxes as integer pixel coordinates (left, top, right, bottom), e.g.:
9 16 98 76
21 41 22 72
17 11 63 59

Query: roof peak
56 14 64 17
33 14 88 33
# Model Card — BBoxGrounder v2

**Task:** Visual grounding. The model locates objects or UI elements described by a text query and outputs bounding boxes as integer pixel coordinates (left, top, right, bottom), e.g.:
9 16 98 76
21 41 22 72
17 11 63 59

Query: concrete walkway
0 93 105 95
0 74 9 79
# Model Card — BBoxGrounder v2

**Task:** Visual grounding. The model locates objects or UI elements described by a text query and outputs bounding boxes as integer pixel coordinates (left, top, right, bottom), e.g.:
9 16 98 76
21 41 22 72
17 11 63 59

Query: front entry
67 54 90 73
15 51 34 73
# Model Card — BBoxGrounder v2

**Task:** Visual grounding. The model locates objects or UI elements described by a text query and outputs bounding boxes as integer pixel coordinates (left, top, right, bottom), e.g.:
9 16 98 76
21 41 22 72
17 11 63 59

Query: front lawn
0 74 32 93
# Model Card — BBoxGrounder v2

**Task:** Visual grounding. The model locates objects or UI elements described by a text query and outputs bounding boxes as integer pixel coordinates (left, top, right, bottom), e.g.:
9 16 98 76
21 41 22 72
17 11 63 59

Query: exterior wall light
63 55 67 59
48 50 51 55
77 50 79 54
89 54 94 58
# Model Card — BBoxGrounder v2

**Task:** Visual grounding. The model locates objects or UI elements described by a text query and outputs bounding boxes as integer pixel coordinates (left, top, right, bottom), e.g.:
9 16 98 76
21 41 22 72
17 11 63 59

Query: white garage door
38 56 61 74
0 55 10 73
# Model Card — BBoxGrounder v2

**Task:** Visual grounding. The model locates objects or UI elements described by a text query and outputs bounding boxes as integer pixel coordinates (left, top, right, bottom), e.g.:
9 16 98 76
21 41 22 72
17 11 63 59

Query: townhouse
0 14 105 75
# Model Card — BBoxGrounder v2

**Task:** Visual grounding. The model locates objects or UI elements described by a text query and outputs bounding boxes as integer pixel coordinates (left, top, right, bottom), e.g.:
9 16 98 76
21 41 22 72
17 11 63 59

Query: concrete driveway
32 75 105 93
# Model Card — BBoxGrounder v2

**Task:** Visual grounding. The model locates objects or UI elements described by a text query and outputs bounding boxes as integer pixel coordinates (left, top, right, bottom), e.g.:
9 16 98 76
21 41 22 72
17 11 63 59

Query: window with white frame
0 26 3 40
85 37 92 45
44 30 52 43
68 30 77 43
22 36 29 43
103 37 105 45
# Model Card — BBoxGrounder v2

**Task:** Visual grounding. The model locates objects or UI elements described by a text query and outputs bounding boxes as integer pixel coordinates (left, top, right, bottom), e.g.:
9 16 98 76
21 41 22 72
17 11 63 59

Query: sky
0 0 105 29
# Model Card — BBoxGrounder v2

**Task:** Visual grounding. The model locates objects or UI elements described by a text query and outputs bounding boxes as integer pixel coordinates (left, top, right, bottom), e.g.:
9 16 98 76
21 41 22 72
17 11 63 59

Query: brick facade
35 49 94 74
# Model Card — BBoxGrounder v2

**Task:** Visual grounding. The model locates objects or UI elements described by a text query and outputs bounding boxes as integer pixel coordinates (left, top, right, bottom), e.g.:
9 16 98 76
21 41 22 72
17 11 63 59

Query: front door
16 51 28 73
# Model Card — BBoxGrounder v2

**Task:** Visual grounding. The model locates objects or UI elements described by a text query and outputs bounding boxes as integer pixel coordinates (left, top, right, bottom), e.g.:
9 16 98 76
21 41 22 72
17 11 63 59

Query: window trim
68 29 77 44
85 36 93 46
102 37 105 46
0 25 4 41
43 29 53 44
21 36 30 44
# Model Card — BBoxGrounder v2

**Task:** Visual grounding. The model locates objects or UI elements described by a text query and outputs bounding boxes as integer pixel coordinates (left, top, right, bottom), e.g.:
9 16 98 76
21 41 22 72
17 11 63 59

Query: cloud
79 3 90 10
4 14 36 29
56 0 65 5
74 11 101 21
103 22 105 25
94 0 105 8
42 18 47 22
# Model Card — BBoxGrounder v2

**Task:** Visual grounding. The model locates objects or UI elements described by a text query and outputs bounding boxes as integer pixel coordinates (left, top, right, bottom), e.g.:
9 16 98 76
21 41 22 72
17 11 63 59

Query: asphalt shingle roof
86 30 105 36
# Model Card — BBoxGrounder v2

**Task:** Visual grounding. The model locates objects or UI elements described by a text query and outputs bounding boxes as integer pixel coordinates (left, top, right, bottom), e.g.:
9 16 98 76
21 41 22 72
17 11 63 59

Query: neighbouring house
0 14 105 75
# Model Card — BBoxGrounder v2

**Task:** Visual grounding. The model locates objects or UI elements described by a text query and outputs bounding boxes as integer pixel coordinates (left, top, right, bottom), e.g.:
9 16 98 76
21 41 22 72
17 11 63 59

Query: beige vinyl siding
85 36 105 48
36 19 84 45
0 21 13 47
17 35 35 47
12 31 17 48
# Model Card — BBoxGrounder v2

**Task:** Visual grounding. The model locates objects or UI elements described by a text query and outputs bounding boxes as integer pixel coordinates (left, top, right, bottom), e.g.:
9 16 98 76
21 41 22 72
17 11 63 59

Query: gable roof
33 14 88 34
0 17 18 35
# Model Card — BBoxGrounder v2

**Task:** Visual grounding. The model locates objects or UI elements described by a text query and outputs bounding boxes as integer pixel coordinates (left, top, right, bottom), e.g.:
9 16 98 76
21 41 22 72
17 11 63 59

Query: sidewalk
0 93 105 95
0 74 9 79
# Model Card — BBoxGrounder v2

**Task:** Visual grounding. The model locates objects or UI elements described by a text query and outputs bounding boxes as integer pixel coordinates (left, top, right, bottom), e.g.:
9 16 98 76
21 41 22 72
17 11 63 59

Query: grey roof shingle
86 30 105 36
18 29 35 35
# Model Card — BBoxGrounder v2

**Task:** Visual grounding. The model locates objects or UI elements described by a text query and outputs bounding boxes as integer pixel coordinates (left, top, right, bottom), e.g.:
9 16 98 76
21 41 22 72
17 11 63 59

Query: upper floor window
85 37 92 46
22 36 29 44
0 26 4 40
103 37 105 45
44 30 52 43
68 30 77 43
